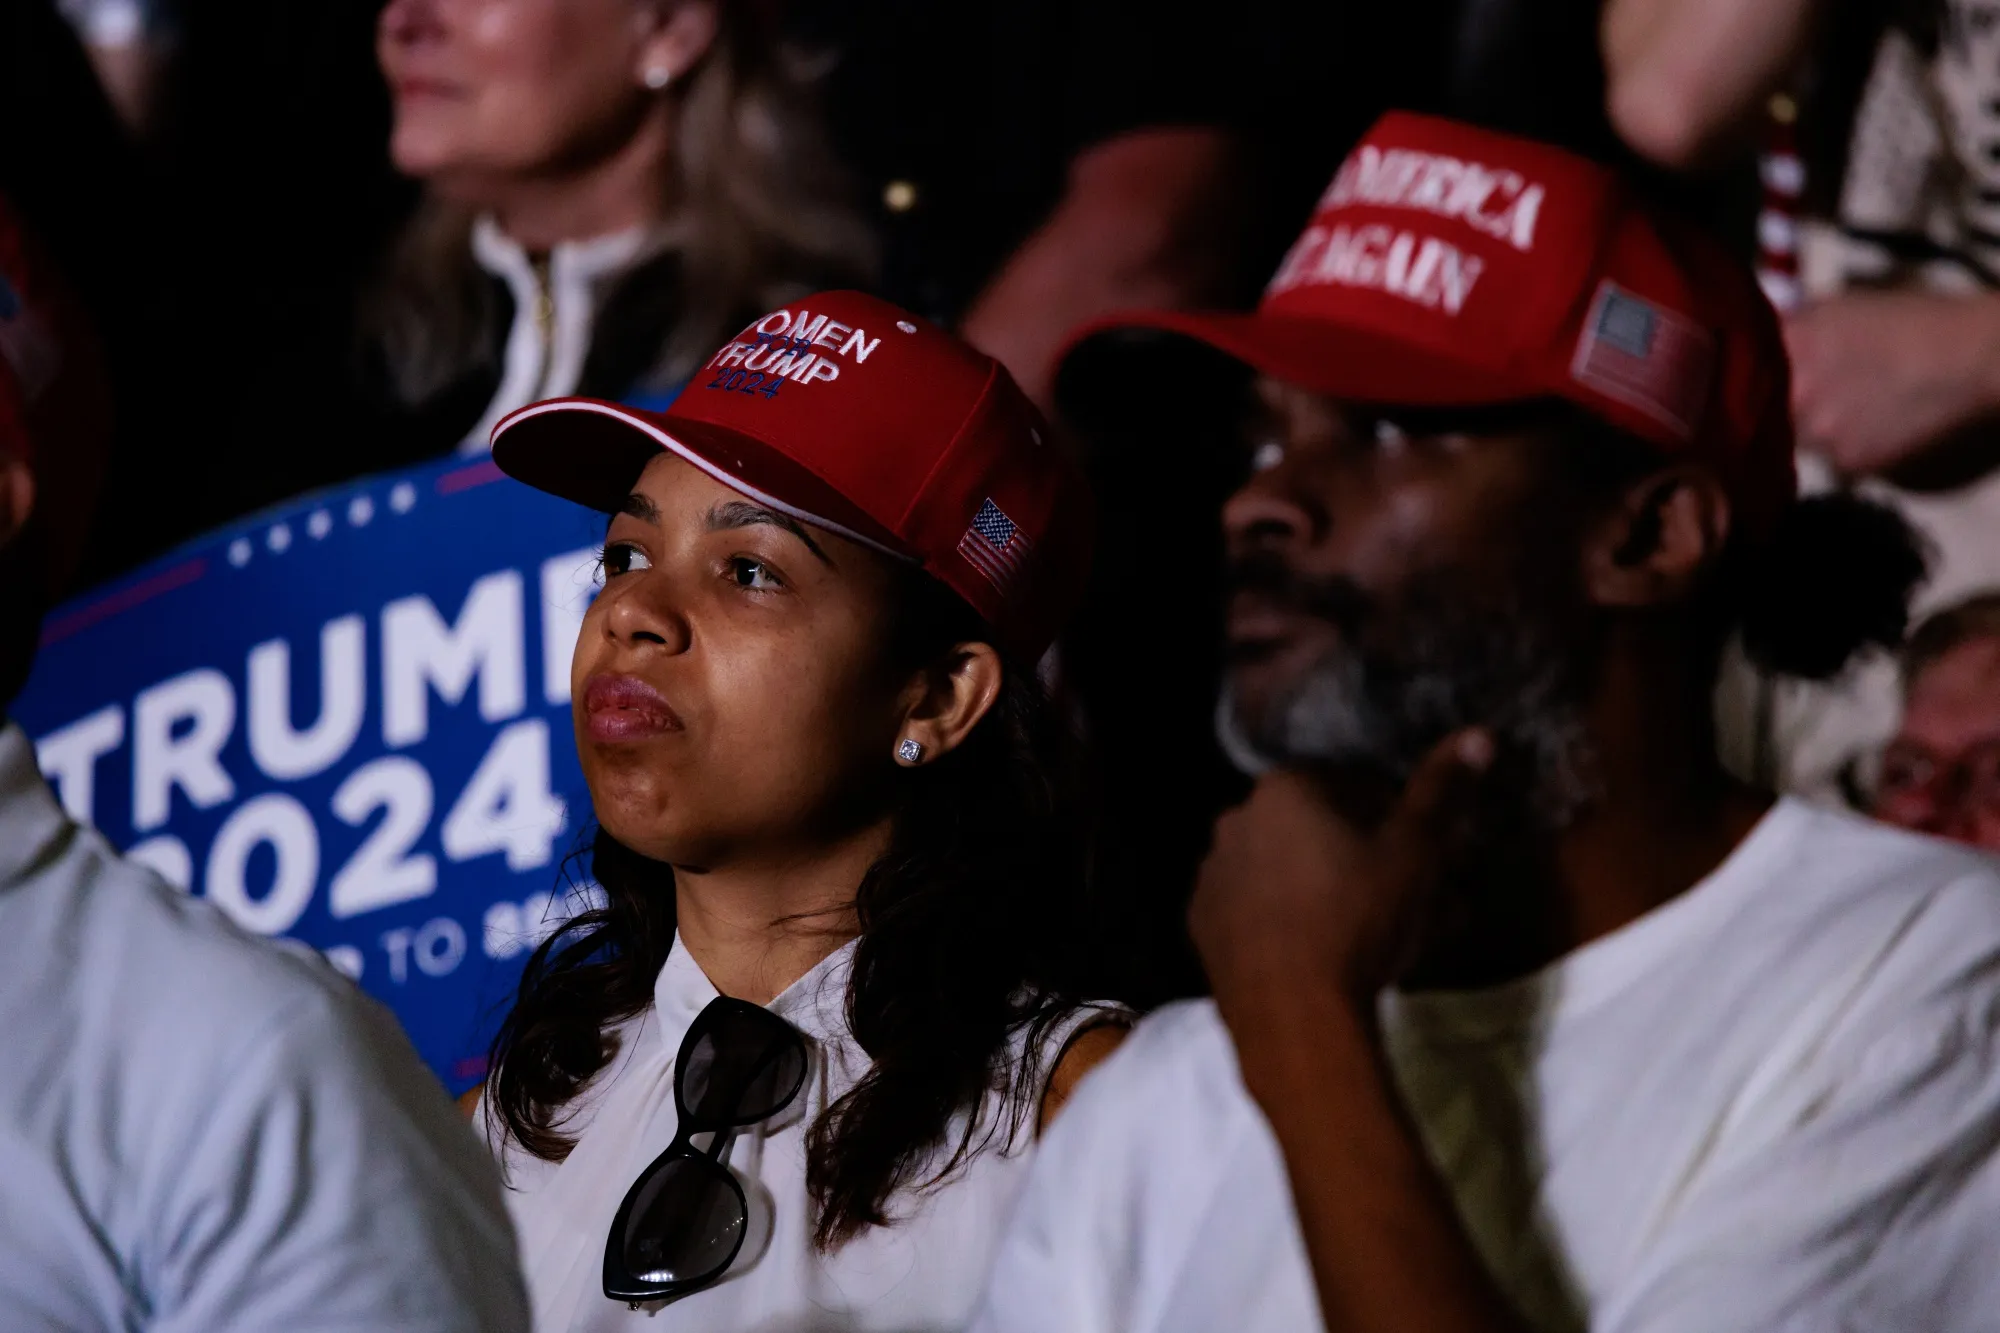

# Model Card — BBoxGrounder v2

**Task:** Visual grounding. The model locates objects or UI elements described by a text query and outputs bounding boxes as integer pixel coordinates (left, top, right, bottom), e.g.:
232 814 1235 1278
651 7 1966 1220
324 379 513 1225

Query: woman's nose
602 579 692 654
378 0 442 46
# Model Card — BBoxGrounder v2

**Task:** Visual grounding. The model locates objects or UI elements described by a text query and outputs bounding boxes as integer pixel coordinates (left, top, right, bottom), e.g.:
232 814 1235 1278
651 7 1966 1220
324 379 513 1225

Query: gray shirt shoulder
0 730 527 1333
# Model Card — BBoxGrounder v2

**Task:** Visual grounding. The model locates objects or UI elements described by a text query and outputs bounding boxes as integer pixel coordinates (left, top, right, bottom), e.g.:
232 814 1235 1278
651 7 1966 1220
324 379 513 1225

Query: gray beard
1215 592 1602 832
1215 653 1391 778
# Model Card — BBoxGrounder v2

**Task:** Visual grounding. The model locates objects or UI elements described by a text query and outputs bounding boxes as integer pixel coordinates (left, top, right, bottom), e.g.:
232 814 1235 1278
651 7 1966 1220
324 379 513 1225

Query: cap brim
1055 309 1539 429
490 397 914 560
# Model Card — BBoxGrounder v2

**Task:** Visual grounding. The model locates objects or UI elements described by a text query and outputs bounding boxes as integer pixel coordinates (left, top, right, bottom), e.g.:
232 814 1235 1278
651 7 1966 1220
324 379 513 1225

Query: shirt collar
1383 797 1813 1044
469 215 676 292
651 930 860 1060
0 719 75 893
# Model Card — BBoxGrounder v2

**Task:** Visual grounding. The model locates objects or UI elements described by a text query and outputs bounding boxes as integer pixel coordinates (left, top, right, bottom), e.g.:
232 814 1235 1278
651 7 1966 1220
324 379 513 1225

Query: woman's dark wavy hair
484 566 1095 1249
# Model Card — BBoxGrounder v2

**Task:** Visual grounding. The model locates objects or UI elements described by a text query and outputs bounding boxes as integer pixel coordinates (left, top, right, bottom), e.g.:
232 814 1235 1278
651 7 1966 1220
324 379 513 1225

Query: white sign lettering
382 570 527 748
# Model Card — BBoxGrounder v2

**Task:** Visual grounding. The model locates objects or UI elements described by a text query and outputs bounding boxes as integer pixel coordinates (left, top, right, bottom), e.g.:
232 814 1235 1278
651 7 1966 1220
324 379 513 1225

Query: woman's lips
391 76 462 102
581 674 684 743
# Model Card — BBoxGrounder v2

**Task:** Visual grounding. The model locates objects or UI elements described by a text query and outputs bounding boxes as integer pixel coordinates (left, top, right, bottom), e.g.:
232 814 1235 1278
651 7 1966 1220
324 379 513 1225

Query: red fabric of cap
1063 112 1797 536
492 291 1093 661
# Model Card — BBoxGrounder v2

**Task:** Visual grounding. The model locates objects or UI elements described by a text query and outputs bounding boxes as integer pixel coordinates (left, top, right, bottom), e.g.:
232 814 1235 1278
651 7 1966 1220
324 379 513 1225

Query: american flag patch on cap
958 498 1032 594
1570 282 1714 439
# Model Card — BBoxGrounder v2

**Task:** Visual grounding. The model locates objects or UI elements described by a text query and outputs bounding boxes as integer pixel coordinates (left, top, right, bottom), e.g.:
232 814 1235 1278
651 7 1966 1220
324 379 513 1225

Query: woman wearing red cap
475 291 1119 1330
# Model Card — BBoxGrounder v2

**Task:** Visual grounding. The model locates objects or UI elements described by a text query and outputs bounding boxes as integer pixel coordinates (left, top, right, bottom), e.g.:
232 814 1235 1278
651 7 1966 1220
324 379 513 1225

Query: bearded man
971 114 2000 1333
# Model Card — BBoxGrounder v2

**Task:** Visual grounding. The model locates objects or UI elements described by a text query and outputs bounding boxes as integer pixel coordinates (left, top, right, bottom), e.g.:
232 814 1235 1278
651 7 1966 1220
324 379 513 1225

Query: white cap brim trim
494 398 917 563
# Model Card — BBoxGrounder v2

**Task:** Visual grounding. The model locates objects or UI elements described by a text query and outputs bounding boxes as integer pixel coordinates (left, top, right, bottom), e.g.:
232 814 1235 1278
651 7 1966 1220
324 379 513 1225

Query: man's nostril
1244 518 1295 542
1229 516 1299 552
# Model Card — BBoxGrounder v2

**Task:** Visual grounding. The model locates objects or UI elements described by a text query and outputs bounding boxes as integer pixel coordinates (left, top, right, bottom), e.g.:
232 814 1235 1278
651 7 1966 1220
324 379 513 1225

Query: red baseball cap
491 291 1092 661
1061 112 1797 534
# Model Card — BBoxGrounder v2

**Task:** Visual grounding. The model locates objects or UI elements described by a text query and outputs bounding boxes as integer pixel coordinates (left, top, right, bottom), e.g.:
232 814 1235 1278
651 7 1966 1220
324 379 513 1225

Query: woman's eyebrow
707 499 832 565
619 492 662 524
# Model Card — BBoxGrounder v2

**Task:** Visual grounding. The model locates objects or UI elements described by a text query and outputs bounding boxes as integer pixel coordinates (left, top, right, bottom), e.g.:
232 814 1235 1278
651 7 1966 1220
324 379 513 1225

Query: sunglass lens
621 1155 746 1287
682 1004 808 1125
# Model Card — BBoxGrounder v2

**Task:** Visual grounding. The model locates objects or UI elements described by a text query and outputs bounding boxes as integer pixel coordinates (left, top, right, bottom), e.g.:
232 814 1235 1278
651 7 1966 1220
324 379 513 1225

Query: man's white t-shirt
974 799 2000 1333
0 723 528 1331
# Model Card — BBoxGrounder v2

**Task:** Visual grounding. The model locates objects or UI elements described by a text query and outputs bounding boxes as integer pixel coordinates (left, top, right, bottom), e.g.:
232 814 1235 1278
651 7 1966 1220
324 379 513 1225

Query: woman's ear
634 1 720 91
892 642 1005 767
1583 464 1732 609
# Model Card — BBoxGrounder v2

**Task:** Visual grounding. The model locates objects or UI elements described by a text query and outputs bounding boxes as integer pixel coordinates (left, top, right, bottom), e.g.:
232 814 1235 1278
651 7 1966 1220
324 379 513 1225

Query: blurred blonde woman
370 0 874 454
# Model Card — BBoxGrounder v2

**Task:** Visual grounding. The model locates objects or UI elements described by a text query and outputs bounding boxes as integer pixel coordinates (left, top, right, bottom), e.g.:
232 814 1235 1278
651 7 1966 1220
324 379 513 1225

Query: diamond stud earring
896 738 924 765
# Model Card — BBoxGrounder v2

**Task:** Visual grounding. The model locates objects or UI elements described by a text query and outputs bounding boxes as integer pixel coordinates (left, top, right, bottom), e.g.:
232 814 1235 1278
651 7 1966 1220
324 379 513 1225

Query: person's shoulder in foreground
974 800 2000 1333
0 724 526 1332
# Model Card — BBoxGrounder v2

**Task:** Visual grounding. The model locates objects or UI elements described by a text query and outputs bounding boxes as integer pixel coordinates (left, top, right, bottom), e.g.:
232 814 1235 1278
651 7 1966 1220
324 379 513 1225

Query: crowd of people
7 0 2000 1330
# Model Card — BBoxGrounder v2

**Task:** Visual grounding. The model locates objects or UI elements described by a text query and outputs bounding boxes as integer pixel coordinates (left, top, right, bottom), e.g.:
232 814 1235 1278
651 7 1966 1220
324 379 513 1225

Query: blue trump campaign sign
13 454 619 1094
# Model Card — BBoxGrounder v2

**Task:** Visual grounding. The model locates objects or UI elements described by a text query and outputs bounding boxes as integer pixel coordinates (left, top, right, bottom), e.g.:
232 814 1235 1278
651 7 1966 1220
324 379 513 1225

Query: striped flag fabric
957 498 1032 593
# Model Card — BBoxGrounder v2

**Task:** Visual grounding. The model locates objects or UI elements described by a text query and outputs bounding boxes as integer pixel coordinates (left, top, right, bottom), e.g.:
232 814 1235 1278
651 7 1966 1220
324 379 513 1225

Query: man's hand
1786 292 2000 478
1189 730 1494 1016
1188 729 1528 1333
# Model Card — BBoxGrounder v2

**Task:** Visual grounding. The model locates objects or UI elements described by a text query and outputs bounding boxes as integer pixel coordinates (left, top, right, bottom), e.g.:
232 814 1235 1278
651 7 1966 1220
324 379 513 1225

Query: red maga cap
491 290 1092 661
1063 112 1797 534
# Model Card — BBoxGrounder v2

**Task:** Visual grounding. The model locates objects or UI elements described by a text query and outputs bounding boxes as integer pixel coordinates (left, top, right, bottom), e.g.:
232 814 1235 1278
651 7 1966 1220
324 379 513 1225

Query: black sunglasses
603 996 809 1304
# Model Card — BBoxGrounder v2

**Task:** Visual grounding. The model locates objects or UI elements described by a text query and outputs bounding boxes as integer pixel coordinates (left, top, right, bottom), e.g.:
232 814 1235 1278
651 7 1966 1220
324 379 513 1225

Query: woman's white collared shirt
485 933 1092 1332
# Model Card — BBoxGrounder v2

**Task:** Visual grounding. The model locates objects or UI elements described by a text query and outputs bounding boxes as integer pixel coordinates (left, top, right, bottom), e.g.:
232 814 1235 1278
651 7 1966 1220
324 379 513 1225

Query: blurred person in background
473 292 1122 1330
1873 591 2000 851
71 0 874 563
2 0 190 593
53 0 174 138
0 193 528 1333
1598 0 2000 803
366 0 874 459
1597 0 1820 169
974 116 2000 1333
1764 0 2000 802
